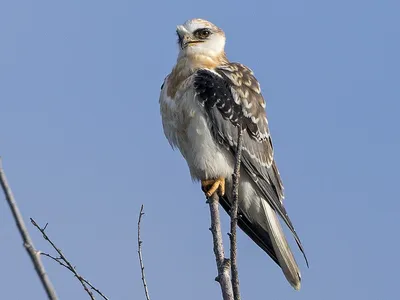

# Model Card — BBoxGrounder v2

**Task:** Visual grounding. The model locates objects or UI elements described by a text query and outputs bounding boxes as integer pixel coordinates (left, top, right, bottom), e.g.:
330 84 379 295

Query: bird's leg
201 177 225 197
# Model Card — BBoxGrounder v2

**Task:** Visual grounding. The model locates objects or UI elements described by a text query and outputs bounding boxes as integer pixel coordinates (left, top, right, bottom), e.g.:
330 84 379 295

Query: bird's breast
160 85 234 181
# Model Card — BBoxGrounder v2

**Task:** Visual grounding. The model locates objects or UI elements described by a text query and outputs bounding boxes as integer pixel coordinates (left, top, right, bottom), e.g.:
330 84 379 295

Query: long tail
219 195 302 289
261 200 301 290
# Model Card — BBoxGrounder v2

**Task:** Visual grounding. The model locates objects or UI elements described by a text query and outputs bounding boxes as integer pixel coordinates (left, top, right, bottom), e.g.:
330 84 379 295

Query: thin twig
41 252 109 300
208 193 234 300
0 158 58 300
30 218 101 300
137 204 151 300
230 126 243 300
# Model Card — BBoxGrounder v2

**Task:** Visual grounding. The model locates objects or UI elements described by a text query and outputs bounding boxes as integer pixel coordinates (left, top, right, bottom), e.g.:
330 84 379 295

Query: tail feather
261 200 301 290
219 195 280 265
219 195 301 290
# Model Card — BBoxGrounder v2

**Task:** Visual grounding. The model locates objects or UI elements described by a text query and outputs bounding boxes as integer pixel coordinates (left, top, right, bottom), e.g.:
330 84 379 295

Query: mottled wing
193 64 308 265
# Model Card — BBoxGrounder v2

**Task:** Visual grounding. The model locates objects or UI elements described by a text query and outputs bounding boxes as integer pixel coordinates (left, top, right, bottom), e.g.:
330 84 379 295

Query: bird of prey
159 18 307 290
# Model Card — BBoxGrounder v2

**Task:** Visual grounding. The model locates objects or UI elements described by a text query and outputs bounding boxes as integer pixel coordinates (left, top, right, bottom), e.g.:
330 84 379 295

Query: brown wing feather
194 64 308 266
216 63 284 198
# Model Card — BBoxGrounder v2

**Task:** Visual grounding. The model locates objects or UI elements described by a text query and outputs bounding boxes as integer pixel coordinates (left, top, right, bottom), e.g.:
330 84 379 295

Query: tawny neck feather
167 53 228 98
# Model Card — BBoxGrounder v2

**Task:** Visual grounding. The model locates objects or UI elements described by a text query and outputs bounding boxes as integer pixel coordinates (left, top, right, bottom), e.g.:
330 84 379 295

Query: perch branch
30 218 106 300
137 204 151 300
230 126 243 300
0 158 58 300
208 193 234 300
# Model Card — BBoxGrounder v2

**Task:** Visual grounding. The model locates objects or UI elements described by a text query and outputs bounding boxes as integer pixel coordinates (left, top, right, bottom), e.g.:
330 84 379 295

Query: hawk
159 18 307 290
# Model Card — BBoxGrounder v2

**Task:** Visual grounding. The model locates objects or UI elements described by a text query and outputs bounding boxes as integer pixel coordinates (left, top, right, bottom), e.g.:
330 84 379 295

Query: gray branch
31 218 107 300
230 126 243 300
137 204 151 300
0 158 58 300
41 252 109 300
208 193 234 300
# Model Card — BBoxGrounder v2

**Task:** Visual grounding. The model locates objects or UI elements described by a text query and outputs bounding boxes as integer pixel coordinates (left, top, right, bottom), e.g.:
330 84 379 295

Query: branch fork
207 125 243 300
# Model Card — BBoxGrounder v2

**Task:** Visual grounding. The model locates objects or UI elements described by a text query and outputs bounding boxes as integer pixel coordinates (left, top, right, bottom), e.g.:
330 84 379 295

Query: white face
176 19 226 58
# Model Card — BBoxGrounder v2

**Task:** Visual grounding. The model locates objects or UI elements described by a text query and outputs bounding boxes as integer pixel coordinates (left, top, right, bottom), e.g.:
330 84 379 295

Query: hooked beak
176 25 203 49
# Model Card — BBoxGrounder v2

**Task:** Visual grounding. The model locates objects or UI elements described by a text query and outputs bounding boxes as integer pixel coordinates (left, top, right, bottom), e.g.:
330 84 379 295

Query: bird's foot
201 177 225 197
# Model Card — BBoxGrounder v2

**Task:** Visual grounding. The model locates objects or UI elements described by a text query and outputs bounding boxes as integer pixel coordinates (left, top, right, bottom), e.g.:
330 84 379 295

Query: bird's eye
194 29 211 39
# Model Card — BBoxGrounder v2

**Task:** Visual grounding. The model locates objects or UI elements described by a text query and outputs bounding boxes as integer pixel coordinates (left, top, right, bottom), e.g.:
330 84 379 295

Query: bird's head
176 19 226 59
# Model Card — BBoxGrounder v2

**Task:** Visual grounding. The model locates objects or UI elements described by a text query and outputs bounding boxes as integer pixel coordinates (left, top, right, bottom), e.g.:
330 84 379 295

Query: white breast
159 77 234 181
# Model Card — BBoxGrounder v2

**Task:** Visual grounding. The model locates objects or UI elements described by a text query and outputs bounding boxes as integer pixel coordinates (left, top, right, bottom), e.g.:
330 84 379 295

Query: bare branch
137 204 151 300
31 218 108 300
230 126 243 300
208 193 234 300
41 252 109 300
0 158 58 300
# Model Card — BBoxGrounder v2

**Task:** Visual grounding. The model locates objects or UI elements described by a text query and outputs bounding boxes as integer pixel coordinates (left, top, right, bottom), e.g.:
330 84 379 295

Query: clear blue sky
1 1 399 299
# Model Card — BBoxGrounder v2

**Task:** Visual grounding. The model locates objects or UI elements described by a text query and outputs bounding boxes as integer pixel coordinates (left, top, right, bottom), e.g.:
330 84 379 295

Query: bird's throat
166 53 227 99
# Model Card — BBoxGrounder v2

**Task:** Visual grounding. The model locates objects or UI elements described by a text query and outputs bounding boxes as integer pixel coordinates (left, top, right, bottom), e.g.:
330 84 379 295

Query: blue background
1 1 399 299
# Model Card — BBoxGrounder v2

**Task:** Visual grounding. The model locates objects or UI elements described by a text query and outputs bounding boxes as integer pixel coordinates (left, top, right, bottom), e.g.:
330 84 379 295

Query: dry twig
0 158 58 300
31 218 108 300
40 252 109 300
208 193 234 300
230 126 243 300
137 204 151 300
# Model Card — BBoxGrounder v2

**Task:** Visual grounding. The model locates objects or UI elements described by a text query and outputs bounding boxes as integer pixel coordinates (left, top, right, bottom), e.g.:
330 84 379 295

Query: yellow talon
201 177 225 197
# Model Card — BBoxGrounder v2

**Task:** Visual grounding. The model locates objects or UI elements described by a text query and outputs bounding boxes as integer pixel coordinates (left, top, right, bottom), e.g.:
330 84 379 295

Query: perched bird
159 18 307 290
